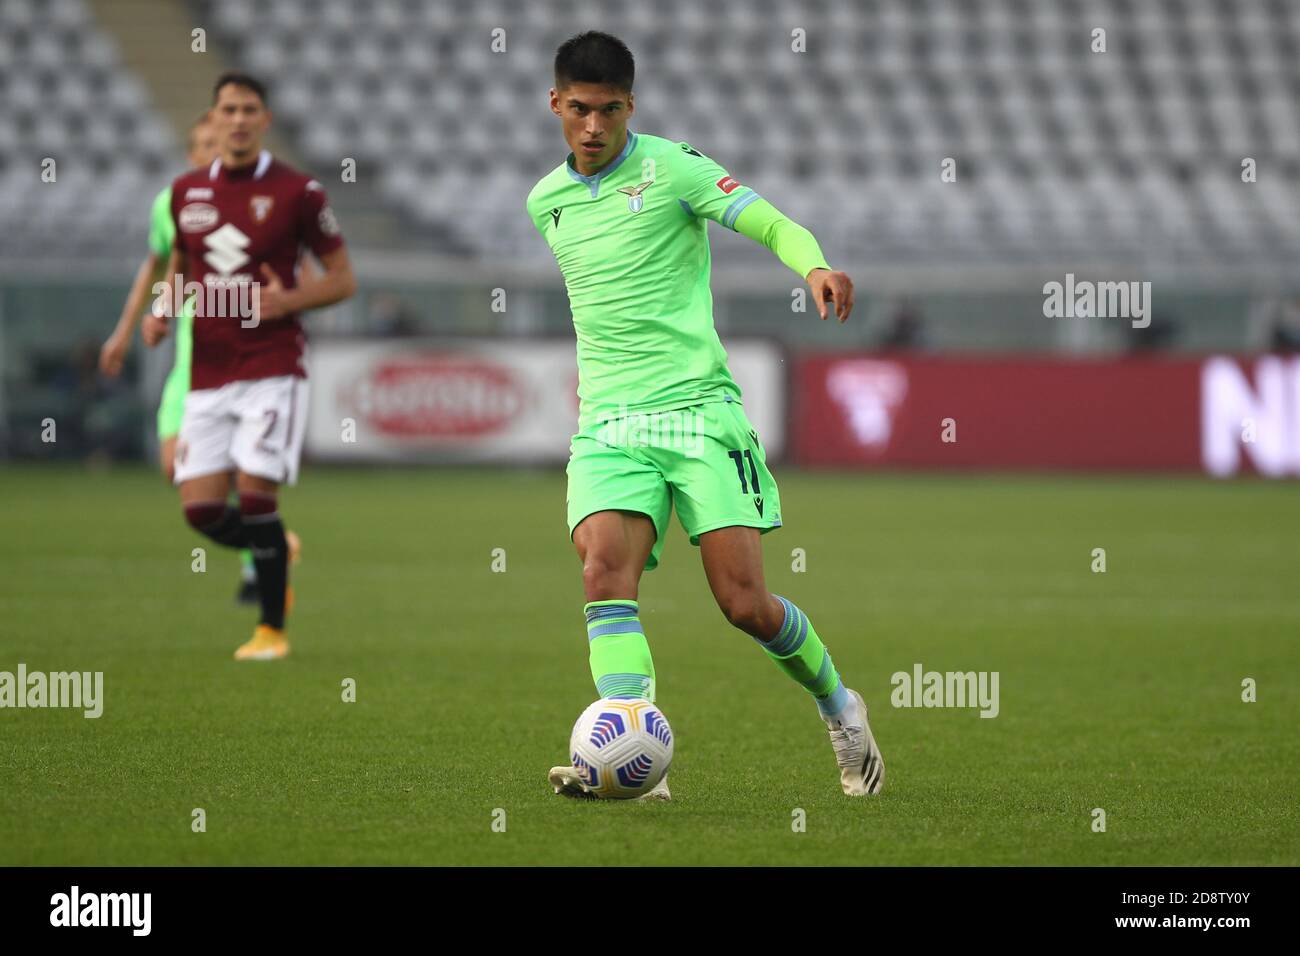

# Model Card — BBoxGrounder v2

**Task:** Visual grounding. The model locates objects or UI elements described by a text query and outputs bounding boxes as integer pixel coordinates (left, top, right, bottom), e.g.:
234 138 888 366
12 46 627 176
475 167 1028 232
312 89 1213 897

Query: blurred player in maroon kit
143 73 356 660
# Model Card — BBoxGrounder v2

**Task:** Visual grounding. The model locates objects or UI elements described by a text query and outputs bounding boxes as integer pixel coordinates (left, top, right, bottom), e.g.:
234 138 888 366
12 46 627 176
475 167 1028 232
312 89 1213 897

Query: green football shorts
566 397 783 571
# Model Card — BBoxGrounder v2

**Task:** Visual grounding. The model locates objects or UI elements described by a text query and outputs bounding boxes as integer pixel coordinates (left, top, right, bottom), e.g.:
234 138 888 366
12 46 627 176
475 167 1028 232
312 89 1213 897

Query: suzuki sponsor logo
203 222 251 276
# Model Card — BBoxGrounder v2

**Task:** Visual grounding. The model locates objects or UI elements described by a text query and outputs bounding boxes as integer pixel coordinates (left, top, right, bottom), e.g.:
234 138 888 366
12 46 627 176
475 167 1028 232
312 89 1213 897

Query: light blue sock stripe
760 595 795 653
776 596 797 640
585 601 639 624
816 677 850 718
596 673 651 699
764 596 809 657
587 619 645 641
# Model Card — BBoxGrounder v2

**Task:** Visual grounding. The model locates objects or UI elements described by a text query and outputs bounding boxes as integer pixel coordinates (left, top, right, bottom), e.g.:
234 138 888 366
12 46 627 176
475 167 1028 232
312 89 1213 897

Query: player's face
186 121 219 169
550 83 634 174
211 84 271 163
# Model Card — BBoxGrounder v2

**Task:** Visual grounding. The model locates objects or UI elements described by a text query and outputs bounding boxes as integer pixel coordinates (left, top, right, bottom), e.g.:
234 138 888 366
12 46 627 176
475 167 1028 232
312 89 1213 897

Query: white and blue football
569 697 674 798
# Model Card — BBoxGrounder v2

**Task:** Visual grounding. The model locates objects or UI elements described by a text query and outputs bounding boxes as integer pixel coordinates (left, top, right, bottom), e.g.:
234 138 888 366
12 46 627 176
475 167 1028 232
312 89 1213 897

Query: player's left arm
257 247 355 321
733 200 854 322
674 143 853 322
256 180 356 321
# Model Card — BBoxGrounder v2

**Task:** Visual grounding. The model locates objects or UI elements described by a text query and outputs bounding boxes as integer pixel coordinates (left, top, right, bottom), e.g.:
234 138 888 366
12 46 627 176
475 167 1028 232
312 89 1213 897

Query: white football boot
549 765 596 799
637 774 671 801
826 689 885 795
548 767 672 801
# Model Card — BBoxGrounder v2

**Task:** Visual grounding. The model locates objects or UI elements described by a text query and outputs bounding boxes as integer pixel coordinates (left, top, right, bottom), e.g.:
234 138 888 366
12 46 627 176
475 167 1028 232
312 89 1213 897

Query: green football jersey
147 184 194 388
526 131 765 429
148 185 175 259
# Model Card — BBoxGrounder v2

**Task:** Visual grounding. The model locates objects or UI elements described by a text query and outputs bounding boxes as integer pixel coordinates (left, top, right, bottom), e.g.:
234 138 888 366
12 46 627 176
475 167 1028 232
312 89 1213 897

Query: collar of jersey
209 149 273 182
566 132 637 197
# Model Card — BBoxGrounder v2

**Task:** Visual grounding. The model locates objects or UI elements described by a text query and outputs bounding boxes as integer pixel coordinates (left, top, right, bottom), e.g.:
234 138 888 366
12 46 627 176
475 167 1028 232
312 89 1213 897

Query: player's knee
581 551 634 599
237 491 279 520
183 500 227 532
718 589 768 635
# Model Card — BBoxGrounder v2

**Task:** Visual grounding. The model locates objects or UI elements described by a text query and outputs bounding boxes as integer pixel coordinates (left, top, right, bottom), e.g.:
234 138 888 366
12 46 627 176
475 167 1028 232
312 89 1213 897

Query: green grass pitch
1 464 1297 865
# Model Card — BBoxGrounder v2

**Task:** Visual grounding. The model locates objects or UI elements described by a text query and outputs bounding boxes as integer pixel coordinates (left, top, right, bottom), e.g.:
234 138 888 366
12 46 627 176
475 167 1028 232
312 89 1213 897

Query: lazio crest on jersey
617 180 654 213
526 131 761 428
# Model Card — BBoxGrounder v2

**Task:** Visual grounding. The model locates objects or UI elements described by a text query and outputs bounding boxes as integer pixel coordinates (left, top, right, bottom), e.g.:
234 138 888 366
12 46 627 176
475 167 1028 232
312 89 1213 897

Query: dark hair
554 31 634 92
212 71 268 106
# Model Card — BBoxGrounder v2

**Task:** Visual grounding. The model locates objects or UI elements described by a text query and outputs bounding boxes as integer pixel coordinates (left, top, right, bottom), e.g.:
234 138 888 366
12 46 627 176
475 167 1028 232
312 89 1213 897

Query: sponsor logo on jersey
203 222 251 275
178 202 219 233
250 195 275 224
184 187 214 201
318 205 340 237
680 143 701 156
616 180 655 214
550 207 562 228
716 175 742 194
306 179 324 192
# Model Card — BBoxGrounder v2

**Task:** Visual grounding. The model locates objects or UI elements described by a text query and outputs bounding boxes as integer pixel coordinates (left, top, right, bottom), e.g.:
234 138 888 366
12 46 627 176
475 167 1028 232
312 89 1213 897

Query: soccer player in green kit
528 32 884 799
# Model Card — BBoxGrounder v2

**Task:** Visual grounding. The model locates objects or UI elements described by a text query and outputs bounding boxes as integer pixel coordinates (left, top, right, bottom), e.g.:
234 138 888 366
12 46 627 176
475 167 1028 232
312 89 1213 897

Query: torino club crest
250 195 274 223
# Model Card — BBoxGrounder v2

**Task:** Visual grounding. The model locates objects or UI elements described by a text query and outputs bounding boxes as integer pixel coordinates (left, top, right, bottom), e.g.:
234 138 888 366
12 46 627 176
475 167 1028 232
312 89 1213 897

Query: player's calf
753 594 886 794
238 491 290 631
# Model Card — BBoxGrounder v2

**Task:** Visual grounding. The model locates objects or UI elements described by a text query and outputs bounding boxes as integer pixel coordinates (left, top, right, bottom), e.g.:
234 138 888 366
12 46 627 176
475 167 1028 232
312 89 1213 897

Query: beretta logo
178 202 219 233
344 357 527 437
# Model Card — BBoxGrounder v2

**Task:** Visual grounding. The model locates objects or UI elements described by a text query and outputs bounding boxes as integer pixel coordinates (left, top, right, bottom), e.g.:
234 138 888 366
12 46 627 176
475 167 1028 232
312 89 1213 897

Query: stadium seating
0 0 178 257
6 0 1299 269
190 0 1300 268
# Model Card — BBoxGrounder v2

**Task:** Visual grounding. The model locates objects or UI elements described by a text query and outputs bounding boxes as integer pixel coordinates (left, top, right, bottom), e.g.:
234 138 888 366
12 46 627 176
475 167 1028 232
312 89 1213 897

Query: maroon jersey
170 150 344 390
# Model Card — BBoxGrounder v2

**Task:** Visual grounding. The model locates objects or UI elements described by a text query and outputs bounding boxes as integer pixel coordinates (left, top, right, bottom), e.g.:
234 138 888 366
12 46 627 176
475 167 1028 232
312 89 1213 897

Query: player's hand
255 264 293 322
141 310 170 347
806 268 854 323
99 331 130 376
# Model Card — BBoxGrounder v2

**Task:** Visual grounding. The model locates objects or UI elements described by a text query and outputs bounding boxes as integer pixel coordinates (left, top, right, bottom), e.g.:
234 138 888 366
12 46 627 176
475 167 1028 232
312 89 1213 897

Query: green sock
585 600 656 702
239 548 256 583
758 595 850 719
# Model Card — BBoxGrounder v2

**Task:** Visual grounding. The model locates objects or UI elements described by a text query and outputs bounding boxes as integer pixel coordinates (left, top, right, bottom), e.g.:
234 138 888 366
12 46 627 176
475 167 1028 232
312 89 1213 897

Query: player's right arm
143 246 185 347
99 252 167 375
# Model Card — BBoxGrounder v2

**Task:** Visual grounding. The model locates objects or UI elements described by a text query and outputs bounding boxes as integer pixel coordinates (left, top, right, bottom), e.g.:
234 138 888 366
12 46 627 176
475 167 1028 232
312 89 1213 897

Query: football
569 698 674 798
